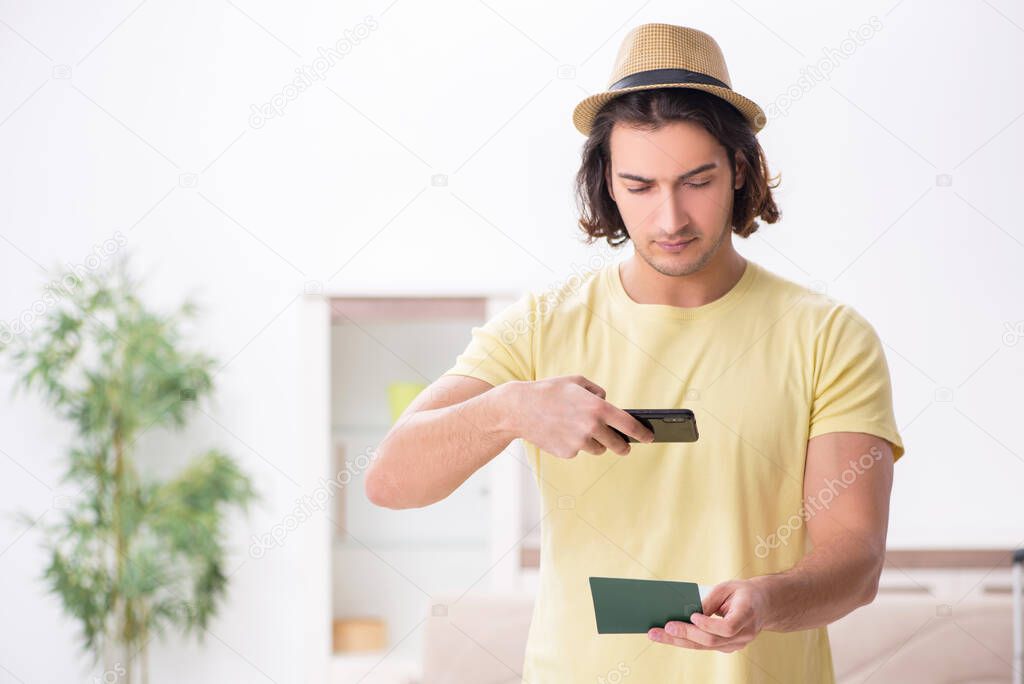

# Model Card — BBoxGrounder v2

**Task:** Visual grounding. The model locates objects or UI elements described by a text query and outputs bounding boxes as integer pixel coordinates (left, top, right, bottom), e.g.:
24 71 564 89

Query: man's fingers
573 376 606 399
603 406 655 443
701 583 731 616
648 628 709 650
664 621 727 648
592 424 631 456
690 613 740 639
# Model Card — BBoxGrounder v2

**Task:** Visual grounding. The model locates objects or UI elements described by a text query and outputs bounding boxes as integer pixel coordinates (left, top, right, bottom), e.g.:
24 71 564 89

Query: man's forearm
366 381 521 509
750 539 883 632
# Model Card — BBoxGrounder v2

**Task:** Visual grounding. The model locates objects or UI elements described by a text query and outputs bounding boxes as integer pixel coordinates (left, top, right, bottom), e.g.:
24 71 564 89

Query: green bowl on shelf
387 381 427 423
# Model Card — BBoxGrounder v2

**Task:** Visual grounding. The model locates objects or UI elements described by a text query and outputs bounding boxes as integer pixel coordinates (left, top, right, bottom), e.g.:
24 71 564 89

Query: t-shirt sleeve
441 291 537 387
808 303 906 462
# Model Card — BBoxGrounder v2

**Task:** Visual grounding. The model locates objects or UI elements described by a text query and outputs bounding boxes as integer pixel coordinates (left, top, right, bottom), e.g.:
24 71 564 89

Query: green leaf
1 253 256 670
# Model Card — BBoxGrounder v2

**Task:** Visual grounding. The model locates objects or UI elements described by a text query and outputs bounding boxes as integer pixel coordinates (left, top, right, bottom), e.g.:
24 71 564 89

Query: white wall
1 0 1022 681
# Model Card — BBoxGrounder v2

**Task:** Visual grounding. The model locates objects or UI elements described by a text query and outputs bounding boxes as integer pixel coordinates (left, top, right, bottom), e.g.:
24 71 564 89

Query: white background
1 0 1022 681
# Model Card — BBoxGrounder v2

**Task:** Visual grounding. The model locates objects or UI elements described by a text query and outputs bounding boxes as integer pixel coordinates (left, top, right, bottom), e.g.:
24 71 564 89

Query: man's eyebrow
616 162 718 183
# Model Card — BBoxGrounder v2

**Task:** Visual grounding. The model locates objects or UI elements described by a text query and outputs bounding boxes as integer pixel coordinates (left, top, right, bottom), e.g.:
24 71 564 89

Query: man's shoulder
750 261 874 335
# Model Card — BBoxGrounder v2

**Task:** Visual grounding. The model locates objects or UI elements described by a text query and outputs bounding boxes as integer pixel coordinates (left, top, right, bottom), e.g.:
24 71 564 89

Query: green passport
589 576 707 634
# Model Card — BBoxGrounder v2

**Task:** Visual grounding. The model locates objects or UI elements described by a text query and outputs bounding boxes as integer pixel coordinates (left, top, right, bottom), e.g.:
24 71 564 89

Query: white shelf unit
327 293 541 680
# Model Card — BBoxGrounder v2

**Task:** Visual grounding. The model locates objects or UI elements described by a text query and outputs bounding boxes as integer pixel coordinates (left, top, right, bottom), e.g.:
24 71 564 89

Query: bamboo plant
1 255 256 684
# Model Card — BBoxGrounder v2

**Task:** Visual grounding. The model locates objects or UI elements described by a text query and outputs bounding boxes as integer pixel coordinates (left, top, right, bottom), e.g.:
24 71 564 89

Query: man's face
605 120 742 277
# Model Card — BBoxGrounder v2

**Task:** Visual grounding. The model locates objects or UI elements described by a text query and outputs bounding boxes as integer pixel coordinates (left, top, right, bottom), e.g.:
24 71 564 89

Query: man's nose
657 189 690 233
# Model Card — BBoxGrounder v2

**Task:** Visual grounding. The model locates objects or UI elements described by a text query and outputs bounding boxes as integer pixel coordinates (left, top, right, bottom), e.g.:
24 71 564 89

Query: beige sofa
421 588 1016 683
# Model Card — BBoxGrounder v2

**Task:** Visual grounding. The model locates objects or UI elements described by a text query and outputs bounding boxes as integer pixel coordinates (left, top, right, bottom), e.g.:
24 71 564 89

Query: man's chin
643 250 709 277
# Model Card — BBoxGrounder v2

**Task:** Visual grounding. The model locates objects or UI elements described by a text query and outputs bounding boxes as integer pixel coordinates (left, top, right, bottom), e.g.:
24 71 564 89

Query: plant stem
113 425 129 684
141 622 149 684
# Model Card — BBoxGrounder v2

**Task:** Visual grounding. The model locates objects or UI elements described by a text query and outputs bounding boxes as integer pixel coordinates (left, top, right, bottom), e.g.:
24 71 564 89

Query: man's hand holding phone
505 375 655 459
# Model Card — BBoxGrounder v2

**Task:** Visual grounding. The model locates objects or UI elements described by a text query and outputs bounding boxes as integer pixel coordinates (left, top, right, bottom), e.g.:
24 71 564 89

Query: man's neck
619 248 748 309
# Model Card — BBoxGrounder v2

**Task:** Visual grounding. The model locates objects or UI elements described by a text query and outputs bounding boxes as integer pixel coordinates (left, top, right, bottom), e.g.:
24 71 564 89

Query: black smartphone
613 409 698 443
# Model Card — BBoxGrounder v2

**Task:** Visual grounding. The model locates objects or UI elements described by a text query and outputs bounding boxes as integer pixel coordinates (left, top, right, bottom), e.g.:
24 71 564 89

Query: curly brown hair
575 88 781 246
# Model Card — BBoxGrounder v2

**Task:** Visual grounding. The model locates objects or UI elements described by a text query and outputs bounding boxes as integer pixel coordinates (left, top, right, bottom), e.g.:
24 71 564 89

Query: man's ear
733 156 746 191
605 165 616 202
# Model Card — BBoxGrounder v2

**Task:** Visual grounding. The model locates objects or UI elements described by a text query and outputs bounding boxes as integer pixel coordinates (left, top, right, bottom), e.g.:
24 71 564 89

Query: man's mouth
656 237 697 252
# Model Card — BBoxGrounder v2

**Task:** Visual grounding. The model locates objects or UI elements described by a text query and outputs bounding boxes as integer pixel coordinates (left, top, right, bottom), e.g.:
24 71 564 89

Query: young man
365 23 904 683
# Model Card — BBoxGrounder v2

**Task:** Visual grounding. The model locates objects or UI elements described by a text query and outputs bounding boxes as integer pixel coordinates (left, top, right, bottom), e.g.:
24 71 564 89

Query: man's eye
627 181 709 194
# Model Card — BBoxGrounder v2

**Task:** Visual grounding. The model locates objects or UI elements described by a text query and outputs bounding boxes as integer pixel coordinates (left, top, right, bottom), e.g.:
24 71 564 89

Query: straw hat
572 23 766 136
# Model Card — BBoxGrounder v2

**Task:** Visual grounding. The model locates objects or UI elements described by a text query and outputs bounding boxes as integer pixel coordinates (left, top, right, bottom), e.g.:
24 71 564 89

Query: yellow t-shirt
442 257 904 683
